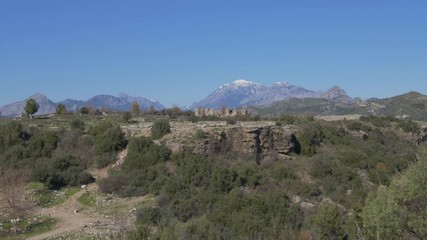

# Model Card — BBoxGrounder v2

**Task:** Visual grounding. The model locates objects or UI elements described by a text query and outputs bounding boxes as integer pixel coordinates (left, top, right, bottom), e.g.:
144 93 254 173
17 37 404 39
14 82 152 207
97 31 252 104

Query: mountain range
1 80 427 121
191 79 353 109
0 93 165 117
59 93 164 112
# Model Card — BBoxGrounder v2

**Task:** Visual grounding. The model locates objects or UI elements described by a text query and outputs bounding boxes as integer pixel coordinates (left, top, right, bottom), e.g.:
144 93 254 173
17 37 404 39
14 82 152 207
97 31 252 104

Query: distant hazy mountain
0 93 165 117
192 79 352 109
321 86 354 103
59 99 86 112
117 93 165 110
60 93 165 112
0 93 57 117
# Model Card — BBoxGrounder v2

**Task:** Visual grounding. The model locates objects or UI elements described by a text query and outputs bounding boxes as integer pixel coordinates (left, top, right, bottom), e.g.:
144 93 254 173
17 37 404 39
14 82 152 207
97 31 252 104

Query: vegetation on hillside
253 91 427 121
0 111 426 239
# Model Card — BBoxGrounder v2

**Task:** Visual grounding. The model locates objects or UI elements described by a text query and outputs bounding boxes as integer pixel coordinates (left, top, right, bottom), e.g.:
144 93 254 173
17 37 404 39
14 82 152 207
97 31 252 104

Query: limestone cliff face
225 125 299 159
186 122 300 160
123 121 300 161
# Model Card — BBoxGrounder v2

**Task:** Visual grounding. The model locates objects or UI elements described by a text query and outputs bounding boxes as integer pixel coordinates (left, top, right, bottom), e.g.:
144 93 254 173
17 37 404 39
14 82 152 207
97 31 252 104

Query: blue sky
0 0 426 107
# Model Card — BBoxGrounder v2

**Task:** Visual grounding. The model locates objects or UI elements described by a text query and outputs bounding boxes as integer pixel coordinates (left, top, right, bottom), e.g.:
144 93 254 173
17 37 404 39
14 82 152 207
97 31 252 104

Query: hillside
252 97 362 116
2 113 426 239
372 91 427 119
253 91 427 121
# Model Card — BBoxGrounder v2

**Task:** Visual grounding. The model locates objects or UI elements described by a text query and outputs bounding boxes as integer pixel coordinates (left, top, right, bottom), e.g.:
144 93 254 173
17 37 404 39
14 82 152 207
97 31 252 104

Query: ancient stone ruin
194 107 248 118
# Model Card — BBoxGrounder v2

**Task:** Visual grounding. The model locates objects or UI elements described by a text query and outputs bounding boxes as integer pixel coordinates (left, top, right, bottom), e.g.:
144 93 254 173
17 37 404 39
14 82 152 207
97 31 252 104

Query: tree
80 106 90 115
0 167 35 231
361 186 402 240
131 102 140 115
169 106 182 117
24 98 39 119
362 157 427 239
55 103 67 116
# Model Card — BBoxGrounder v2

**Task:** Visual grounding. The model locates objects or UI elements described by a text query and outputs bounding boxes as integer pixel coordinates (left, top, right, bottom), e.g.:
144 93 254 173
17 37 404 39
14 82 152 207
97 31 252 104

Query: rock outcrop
232 125 299 159
124 121 301 161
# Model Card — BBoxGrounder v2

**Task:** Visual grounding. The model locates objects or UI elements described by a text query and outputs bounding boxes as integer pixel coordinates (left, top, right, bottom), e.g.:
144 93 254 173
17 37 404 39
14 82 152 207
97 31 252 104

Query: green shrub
340 149 369 168
126 225 153 240
98 173 129 194
91 122 127 154
123 111 132 123
94 153 117 168
397 119 421 134
277 114 297 125
151 120 171 139
313 202 347 240
298 123 325 156
0 121 24 153
136 206 162 225
272 165 297 181
194 129 207 139
70 119 85 132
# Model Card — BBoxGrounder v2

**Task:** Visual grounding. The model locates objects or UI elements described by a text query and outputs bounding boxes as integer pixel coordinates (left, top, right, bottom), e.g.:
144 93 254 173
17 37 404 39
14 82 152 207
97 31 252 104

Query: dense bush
32 155 95 189
298 122 325 156
0 119 127 189
0 122 25 154
98 136 171 196
151 119 171 139
70 119 85 131
194 129 207 139
89 122 127 154
313 202 347 240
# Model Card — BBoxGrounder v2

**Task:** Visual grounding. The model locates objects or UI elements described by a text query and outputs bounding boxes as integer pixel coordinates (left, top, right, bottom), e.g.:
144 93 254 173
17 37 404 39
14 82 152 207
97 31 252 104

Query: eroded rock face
124 121 300 161
194 124 300 160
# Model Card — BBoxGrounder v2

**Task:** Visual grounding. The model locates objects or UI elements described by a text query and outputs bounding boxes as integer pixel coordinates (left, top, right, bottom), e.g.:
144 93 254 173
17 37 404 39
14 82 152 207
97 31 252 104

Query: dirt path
28 207 107 240
28 148 129 240
28 186 111 240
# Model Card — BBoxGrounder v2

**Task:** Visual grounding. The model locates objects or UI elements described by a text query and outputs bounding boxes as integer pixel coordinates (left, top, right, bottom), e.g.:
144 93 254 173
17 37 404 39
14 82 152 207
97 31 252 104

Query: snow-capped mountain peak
231 79 259 87
220 79 259 90
192 80 352 109
273 82 289 86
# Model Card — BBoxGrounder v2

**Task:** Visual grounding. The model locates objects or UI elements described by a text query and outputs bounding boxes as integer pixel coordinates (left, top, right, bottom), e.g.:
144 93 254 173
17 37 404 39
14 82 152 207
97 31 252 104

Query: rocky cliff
123 121 301 161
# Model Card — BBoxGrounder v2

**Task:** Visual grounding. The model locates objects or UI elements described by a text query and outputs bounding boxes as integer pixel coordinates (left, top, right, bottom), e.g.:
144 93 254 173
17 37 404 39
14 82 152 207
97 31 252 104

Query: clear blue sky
1 0 426 107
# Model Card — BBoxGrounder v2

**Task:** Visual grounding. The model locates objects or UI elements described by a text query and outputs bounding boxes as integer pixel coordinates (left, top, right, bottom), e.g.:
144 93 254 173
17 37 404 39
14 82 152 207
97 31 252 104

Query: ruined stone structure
194 107 248 118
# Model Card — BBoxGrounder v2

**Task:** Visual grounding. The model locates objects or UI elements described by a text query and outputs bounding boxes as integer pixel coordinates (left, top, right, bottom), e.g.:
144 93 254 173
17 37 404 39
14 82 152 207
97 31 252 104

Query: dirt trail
28 204 107 240
28 148 128 240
